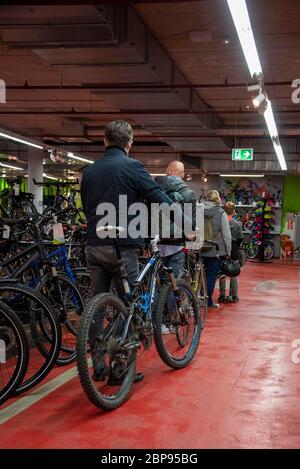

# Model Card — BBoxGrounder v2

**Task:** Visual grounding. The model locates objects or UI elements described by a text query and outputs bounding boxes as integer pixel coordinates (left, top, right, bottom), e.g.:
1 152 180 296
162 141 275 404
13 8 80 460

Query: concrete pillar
28 148 43 213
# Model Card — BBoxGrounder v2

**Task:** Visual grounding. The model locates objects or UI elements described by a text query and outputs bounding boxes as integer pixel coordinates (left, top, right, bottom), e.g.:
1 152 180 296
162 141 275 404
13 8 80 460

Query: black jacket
81 146 174 247
155 176 196 230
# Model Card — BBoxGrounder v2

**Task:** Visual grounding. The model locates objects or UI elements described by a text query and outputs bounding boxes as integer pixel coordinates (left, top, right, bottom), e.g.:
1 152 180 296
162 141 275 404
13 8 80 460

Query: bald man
155 161 197 333
166 161 185 178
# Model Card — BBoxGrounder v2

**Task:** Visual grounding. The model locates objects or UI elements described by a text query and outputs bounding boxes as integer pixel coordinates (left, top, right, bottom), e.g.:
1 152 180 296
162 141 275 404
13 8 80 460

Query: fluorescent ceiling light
264 100 278 138
226 0 262 78
273 144 287 172
67 152 93 164
0 162 23 171
264 100 287 171
43 173 58 180
150 173 165 176
227 0 287 171
220 174 265 178
0 131 43 150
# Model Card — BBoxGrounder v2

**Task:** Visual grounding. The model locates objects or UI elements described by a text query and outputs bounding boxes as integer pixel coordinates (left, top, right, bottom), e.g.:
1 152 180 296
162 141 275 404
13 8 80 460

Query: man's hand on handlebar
186 232 197 241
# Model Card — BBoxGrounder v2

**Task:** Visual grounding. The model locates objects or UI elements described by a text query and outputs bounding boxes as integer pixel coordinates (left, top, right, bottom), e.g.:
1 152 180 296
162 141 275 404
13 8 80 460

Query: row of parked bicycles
0 178 89 405
0 177 221 411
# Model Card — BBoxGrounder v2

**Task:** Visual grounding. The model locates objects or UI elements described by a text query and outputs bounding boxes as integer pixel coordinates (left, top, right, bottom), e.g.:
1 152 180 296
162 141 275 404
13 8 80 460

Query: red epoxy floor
1 262 300 449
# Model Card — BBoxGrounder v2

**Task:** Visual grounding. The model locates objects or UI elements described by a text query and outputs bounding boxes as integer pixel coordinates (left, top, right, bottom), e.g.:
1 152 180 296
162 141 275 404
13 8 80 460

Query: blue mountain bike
77 226 201 410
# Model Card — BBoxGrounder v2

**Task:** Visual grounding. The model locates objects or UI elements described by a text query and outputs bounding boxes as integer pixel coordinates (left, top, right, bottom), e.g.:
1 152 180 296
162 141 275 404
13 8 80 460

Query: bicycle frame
120 250 162 343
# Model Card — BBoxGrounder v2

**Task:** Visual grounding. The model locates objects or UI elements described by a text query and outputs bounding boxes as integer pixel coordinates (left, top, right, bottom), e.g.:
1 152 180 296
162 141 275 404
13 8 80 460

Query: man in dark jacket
81 121 194 381
81 121 181 295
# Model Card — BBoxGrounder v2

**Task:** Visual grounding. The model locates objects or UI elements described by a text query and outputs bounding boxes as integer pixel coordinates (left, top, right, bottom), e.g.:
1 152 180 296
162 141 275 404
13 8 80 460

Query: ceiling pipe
0 109 297 115
6 81 292 90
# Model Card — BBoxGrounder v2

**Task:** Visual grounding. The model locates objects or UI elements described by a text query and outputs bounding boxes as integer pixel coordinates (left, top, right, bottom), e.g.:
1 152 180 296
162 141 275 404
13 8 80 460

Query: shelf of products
224 201 282 258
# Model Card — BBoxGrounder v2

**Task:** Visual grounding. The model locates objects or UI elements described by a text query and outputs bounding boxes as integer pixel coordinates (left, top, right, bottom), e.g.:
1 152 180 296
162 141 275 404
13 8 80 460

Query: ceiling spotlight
252 92 268 114
253 93 266 108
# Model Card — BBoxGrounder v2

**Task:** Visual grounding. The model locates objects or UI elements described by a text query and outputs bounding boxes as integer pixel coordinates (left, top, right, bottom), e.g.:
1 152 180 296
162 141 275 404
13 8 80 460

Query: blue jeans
203 257 221 307
162 250 184 319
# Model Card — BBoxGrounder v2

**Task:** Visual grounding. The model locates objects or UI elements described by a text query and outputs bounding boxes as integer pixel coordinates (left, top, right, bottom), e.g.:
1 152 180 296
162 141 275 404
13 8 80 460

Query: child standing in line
218 202 243 303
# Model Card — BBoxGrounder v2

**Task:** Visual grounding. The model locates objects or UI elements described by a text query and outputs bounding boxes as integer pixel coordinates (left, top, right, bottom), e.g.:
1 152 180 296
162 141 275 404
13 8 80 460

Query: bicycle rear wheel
153 280 201 369
0 301 29 405
34 272 84 365
77 293 136 410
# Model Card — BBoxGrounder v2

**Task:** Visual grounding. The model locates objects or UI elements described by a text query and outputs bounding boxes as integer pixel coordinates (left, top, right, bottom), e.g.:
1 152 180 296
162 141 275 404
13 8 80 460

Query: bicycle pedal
124 340 140 350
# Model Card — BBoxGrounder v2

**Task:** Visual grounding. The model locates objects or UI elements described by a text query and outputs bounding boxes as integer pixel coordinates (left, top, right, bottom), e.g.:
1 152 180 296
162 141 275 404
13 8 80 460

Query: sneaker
226 295 233 303
161 324 170 335
232 295 239 303
218 295 227 304
208 303 219 309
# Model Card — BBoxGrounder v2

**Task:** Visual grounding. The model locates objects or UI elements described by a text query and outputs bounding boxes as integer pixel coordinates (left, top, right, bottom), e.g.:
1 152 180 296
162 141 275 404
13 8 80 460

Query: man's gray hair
105 120 133 148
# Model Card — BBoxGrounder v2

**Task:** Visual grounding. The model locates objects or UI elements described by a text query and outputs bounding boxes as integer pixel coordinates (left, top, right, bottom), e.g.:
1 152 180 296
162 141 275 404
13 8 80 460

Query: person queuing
155 161 197 334
202 190 232 309
218 202 243 304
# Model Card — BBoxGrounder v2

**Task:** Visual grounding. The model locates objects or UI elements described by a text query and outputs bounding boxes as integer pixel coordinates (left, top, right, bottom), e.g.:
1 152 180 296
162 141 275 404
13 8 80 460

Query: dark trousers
203 257 221 307
86 245 139 295
86 245 139 341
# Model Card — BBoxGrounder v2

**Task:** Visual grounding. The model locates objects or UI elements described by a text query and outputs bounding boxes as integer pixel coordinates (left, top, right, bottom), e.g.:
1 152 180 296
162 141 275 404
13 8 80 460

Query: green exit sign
232 148 253 161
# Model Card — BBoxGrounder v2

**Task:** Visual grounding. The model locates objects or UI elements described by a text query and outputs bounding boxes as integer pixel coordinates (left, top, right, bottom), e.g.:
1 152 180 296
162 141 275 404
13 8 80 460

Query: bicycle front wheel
153 280 201 369
247 244 259 259
0 284 61 395
0 301 29 405
197 267 208 329
77 293 136 410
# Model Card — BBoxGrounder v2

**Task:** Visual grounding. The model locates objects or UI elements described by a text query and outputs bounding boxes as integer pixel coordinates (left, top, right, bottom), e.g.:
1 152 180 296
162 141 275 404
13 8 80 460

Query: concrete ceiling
0 1 299 178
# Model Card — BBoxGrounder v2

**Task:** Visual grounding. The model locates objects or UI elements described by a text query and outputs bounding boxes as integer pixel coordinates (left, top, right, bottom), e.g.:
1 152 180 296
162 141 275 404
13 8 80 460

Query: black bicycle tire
34 272 84 366
0 301 29 405
0 284 61 395
76 293 136 410
198 267 208 329
247 245 259 259
264 246 274 260
153 279 201 369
